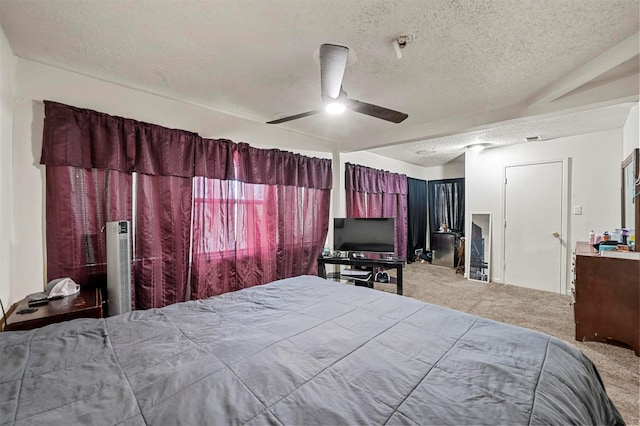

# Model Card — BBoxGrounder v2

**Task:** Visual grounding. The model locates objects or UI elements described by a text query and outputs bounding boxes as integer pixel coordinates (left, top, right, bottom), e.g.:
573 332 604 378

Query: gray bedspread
1 275 624 425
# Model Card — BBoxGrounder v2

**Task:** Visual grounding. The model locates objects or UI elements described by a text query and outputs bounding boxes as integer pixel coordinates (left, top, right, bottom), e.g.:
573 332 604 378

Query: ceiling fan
267 44 408 125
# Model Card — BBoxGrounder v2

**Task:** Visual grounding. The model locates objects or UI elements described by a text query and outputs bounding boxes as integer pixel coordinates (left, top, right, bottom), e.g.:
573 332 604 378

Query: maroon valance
345 162 407 194
41 101 201 178
194 137 234 181
234 144 333 189
41 101 332 189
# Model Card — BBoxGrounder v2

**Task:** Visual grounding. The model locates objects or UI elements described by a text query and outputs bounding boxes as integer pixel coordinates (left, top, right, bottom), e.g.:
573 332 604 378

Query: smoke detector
393 32 416 59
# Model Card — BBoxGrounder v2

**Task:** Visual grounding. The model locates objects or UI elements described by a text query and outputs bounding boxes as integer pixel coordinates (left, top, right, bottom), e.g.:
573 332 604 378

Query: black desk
317 257 404 295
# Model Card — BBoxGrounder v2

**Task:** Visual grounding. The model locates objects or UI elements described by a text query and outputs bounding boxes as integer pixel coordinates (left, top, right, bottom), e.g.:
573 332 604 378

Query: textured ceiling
371 102 636 167
0 0 638 166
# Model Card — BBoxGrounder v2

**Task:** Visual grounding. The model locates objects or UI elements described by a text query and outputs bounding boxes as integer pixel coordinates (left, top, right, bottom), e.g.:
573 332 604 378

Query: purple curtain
190 177 276 298
190 153 331 299
345 163 408 260
275 185 331 278
134 174 193 310
41 101 332 307
45 166 131 283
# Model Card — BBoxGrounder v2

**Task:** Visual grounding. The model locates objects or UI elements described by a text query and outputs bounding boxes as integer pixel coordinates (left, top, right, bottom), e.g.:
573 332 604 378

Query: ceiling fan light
467 143 487 153
325 101 346 115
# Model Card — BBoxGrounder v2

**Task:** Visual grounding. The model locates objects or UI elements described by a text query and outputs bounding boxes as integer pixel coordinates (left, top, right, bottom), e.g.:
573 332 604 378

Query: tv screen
333 218 395 253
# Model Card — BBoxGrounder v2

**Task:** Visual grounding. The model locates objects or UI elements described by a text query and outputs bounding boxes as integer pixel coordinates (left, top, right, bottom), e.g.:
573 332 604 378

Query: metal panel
432 232 457 267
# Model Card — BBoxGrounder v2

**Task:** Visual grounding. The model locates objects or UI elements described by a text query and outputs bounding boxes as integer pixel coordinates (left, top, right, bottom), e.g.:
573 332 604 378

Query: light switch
573 206 583 215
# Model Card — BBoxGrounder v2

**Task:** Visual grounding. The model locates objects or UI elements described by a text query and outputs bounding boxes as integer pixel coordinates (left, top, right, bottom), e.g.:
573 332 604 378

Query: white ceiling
1 0 638 167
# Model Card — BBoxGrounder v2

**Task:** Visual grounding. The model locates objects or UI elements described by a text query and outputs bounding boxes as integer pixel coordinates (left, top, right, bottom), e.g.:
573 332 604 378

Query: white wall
466 128 623 291
422 155 466 182
10 58 335 304
0 25 16 310
623 103 639 157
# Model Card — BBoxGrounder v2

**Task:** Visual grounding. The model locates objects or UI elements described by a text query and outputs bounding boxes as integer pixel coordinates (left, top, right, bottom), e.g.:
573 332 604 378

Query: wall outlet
573 206 583 215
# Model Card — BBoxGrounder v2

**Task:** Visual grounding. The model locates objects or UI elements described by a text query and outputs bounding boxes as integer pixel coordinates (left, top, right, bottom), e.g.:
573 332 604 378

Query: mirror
469 213 491 282
622 148 639 249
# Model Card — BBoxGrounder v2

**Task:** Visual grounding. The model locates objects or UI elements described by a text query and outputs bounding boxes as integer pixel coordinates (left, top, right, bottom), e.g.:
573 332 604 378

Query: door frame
501 158 571 294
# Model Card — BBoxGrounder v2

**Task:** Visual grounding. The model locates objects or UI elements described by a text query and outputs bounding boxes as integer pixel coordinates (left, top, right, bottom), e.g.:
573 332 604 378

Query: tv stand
317 257 404 295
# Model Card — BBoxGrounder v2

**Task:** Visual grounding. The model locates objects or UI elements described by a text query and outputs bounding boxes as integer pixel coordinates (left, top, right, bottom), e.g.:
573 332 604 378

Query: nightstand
4 285 103 331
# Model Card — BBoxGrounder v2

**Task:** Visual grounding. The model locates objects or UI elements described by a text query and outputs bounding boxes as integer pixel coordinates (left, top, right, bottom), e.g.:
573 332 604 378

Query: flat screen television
333 218 395 253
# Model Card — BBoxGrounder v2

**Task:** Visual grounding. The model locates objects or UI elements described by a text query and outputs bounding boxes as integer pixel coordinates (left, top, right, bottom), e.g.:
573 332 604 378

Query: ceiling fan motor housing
267 43 408 125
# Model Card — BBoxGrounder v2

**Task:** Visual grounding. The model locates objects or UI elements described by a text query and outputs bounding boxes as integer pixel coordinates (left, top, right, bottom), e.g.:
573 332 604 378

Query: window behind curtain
45 166 131 285
45 167 192 310
427 178 465 235
42 101 332 308
190 177 277 297
190 177 329 299
46 169 329 306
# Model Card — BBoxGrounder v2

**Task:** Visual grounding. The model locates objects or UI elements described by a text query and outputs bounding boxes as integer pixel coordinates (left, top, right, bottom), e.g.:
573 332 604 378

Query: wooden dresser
573 242 639 356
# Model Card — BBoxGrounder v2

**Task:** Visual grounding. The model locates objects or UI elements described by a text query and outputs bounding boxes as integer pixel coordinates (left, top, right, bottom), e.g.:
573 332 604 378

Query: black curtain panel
406 178 427 263
428 178 465 237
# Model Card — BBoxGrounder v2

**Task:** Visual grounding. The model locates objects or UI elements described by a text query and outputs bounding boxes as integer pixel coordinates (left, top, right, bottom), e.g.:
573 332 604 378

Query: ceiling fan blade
320 44 349 100
266 109 323 125
345 99 409 123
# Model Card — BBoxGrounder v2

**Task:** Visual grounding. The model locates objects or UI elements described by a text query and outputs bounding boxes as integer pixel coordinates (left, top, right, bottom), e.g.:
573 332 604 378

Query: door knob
553 232 560 238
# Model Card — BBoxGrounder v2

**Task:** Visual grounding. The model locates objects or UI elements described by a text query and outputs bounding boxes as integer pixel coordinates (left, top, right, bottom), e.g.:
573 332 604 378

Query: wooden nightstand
4 285 103 331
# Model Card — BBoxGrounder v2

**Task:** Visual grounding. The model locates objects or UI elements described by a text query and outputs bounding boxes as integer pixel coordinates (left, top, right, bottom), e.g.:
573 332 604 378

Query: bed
0 275 624 425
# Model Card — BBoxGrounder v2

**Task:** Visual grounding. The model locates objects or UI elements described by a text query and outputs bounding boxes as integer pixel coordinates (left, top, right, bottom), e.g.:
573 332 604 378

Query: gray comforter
0 275 623 425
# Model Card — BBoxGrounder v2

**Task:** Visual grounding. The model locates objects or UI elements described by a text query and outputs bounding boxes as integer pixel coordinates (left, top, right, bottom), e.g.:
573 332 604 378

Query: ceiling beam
527 32 639 108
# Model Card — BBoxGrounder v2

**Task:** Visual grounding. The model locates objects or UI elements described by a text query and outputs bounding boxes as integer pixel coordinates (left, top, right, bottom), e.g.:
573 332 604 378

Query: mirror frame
621 148 639 242
469 213 491 283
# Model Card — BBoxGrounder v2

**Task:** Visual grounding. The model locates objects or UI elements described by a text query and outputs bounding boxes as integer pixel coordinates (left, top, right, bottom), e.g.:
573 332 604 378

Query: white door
504 161 564 293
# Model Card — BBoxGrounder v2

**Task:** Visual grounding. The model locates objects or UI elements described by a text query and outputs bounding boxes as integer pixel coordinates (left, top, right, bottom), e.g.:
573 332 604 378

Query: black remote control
27 298 49 307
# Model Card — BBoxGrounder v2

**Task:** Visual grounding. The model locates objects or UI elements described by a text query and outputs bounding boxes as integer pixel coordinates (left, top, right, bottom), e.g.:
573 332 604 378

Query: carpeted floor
365 262 640 425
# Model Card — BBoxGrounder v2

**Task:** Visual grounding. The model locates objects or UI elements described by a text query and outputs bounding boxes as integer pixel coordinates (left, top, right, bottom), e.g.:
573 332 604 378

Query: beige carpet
366 262 640 425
